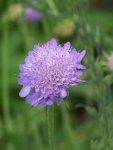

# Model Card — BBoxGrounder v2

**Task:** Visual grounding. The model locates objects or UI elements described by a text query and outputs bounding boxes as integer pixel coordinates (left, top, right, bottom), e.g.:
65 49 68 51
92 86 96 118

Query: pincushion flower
24 7 42 23
18 38 86 107
108 53 113 71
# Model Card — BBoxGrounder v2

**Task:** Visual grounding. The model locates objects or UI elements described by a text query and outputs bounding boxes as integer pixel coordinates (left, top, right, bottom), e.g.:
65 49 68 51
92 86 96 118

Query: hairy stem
47 106 55 150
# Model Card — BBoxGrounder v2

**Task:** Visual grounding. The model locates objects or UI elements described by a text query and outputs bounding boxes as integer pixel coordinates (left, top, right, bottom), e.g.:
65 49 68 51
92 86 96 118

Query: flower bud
54 19 76 39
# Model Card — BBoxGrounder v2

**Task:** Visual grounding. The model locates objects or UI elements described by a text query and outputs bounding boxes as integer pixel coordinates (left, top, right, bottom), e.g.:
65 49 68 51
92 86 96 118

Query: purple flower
108 53 113 71
18 38 86 107
24 7 42 22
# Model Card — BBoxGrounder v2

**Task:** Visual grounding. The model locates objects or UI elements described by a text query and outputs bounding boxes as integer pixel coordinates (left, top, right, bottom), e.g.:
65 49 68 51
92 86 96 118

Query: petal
71 49 78 56
60 89 68 99
48 38 57 46
26 92 41 106
39 99 47 107
70 83 79 86
25 57 31 63
56 98 61 106
63 42 71 50
33 44 40 50
76 79 86 83
18 75 30 86
19 85 31 97
76 64 86 69
47 100 53 106
77 50 86 62
70 49 79 62
19 64 24 71
76 71 83 77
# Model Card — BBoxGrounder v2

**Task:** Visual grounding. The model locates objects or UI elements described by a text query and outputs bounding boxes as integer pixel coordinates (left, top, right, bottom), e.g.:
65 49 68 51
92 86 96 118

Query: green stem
47 106 55 150
61 102 77 150
102 87 110 139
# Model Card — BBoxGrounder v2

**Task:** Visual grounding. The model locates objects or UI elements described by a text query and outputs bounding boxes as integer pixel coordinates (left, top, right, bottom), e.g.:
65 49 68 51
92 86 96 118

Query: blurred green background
1 0 113 150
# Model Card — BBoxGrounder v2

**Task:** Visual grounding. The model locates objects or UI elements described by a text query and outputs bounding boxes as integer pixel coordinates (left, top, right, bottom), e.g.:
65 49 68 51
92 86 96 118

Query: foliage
1 0 113 150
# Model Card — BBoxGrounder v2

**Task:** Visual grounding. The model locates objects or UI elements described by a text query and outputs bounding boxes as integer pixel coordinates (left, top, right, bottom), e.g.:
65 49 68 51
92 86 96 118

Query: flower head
18 38 86 107
2 4 23 22
108 53 113 71
24 7 42 23
54 19 76 39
